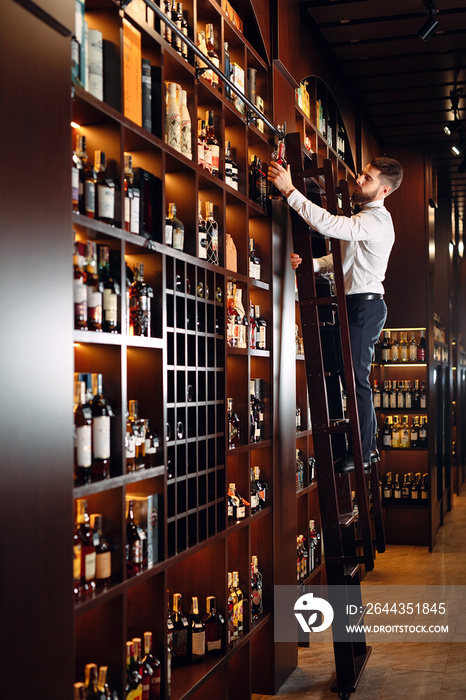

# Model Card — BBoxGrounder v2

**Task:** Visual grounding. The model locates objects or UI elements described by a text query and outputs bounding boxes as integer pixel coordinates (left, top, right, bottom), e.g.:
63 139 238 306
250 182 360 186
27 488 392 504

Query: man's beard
351 185 379 205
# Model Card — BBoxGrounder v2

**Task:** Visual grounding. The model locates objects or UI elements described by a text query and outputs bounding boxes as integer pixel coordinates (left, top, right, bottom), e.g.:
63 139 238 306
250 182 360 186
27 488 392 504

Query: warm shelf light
71 121 81 129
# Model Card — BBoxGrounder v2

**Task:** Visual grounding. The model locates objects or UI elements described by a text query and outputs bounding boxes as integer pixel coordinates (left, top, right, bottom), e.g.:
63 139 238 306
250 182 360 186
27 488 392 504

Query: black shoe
370 449 380 463
334 452 370 474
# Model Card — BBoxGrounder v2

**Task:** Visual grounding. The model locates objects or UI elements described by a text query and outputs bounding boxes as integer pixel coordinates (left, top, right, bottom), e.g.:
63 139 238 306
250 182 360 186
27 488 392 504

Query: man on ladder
268 157 403 472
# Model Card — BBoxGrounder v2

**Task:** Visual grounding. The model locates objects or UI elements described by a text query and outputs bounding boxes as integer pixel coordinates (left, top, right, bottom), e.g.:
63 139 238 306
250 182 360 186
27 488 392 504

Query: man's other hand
290 253 302 269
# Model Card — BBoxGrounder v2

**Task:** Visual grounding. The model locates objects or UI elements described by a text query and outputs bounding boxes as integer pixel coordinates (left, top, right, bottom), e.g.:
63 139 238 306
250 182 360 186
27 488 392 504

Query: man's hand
290 253 302 269
267 162 295 198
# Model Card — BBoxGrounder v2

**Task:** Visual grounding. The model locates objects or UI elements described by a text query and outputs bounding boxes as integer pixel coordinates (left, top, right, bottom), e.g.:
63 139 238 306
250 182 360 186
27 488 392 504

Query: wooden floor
253 488 466 700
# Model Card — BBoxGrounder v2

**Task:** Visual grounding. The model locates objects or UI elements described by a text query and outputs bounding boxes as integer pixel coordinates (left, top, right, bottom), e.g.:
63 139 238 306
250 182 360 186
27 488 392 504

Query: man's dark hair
370 156 403 193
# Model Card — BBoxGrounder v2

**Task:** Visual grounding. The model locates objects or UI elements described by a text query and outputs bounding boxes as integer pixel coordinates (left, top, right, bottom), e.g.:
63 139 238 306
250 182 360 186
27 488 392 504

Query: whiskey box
123 18 142 126
126 493 160 566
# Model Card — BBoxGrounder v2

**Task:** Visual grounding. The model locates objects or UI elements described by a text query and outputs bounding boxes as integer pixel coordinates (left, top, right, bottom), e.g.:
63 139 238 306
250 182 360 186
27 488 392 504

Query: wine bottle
90 513 112 588
268 130 287 200
126 641 142 700
128 262 152 337
418 329 426 361
205 200 219 265
381 330 391 362
409 331 417 361
227 572 238 644
204 596 224 656
74 380 93 485
90 373 112 480
189 596 206 663
76 498 96 595
205 23 220 88
206 110 220 177
72 133 84 213
382 416 392 447
94 150 116 224
250 556 263 620
391 332 400 362
171 0 182 54
74 242 88 331
373 379 381 408
167 202 184 251
98 245 120 334
227 398 240 448
84 664 100 700
181 6 189 61
172 593 189 666
126 499 144 576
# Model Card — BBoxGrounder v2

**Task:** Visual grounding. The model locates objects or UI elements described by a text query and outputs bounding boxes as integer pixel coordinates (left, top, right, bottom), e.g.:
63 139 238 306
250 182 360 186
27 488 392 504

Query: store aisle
253 490 466 700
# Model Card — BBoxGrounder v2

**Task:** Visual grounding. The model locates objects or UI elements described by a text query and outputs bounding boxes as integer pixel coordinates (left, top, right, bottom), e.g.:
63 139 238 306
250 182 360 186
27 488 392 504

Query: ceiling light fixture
444 120 461 136
452 143 465 156
417 1 439 41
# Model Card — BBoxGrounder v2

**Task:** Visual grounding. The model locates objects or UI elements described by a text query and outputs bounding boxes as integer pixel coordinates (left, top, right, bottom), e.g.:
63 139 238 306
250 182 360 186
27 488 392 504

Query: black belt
346 293 384 302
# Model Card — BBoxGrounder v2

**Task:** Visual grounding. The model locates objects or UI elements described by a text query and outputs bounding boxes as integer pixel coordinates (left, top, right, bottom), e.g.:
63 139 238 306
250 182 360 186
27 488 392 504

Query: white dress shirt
287 189 395 296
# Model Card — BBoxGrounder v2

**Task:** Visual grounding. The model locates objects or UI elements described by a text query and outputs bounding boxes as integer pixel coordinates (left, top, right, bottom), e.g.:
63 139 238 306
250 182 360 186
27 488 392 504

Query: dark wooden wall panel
250 0 271 63
0 2 74 698
14 0 74 32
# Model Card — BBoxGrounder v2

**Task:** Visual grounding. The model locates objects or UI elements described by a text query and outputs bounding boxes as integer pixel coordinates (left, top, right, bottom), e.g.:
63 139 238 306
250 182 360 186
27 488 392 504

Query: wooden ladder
286 131 385 699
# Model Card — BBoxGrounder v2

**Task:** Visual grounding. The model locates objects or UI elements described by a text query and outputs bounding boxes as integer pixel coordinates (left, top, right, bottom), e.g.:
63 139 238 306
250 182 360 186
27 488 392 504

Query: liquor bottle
141 631 161 700
419 416 428 447
226 283 238 347
74 242 88 331
400 331 408 362
172 593 189 666
296 535 304 581
165 82 181 152
224 41 231 100
234 286 247 348
421 473 429 500
181 6 189 61
205 23 220 88
382 472 392 502
249 238 261 279
373 379 381 408
249 302 257 350
205 201 219 264
77 136 97 218
225 141 233 187
249 155 266 207
397 380 405 409
128 400 146 471
420 381 427 409
94 150 116 224
72 133 84 213
227 398 240 448
228 482 246 520
296 406 301 431
269 130 286 200
124 153 140 234
409 331 417 361
74 380 93 484
196 199 207 260
255 306 267 349
309 519 321 568
381 380 390 409
418 329 426 361
163 0 172 44
404 380 412 408
189 596 206 663
76 498 97 595
382 416 392 447
97 666 112 700
128 262 152 337
251 556 263 620
167 202 184 251
232 571 244 635
411 473 421 502
410 415 419 447
98 246 120 333
196 29 208 74
296 449 304 491
171 0 182 53
179 89 192 159
90 373 112 480
206 110 220 177
393 474 402 500
126 499 144 576
250 386 262 443
197 119 207 169
204 596 224 656
402 473 412 500
250 467 259 514
126 641 142 700
253 466 269 510
391 332 400 362
381 330 391 362
73 519 83 599
90 513 111 589
144 419 159 470
413 379 421 409
400 415 410 448
391 415 401 448
390 381 397 409
84 664 100 700
227 571 238 644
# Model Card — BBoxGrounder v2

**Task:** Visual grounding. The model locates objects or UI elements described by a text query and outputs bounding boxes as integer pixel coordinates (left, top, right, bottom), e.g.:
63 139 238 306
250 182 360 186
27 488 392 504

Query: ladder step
348 604 368 628
344 563 360 579
339 511 358 528
313 419 350 435
299 296 338 308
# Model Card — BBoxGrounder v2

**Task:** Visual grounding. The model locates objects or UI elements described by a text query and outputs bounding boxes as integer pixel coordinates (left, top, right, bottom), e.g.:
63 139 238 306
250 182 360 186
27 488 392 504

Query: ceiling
301 0 466 218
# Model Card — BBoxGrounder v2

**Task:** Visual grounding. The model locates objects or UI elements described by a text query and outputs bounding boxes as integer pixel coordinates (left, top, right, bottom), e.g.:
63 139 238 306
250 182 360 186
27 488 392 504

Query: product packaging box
126 493 160 566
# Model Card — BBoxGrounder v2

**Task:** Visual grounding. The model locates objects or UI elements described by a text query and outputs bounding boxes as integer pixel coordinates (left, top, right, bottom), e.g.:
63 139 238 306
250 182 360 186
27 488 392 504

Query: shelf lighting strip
139 0 283 138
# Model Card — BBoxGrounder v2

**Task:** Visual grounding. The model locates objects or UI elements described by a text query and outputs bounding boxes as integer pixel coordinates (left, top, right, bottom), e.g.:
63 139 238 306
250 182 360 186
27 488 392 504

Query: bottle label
236 504 245 519
96 550 111 580
173 226 184 251
204 145 212 172
173 629 188 657
405 394 412 408
74 278 87 305
381 349 390 361
131 540 143 564
85 181 95 214
97 184 115 219
383 433 391 447
130 195 140 234
258 327 266 349
181 120 192 157
420 428 427 439
198 140 205 167
412 489 419 500
73 544 81 581
126 432 136 458
84 550 96 581
72 168 80 205
76 425 92 467
211 144 220 172
93 415 111 459
103 289 117 322
206 637 222 652
165 222 173 246
191 630 206 657
382 395 389 408
250 493 259 509
167 114 181 151
199 231 208 259
125 195 131 228
420 397 427 409
373 393 381 408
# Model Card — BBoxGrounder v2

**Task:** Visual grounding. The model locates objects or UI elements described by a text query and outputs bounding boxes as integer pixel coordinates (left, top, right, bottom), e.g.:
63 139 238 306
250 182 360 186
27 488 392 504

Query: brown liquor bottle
205 23 220 89
85 241 103 332
76 498 96 595
142 630 162 699
206 111 220 177
128 262 152 337
74 379 92 484
94 150 116 224
90 513 112 588
90 373 112 480
74 242 88 331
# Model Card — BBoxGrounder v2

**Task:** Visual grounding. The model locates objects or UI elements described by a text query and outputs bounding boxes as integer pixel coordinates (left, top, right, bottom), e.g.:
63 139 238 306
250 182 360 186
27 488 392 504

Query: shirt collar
361 199 385 210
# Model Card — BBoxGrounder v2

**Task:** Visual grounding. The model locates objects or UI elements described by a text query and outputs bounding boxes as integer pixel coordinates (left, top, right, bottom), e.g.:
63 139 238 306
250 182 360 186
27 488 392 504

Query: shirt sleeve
315 254 333 275
287 189 383 242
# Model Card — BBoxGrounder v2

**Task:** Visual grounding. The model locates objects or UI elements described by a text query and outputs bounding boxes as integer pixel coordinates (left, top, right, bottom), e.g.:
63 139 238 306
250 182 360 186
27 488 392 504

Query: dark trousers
346 296 387 461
